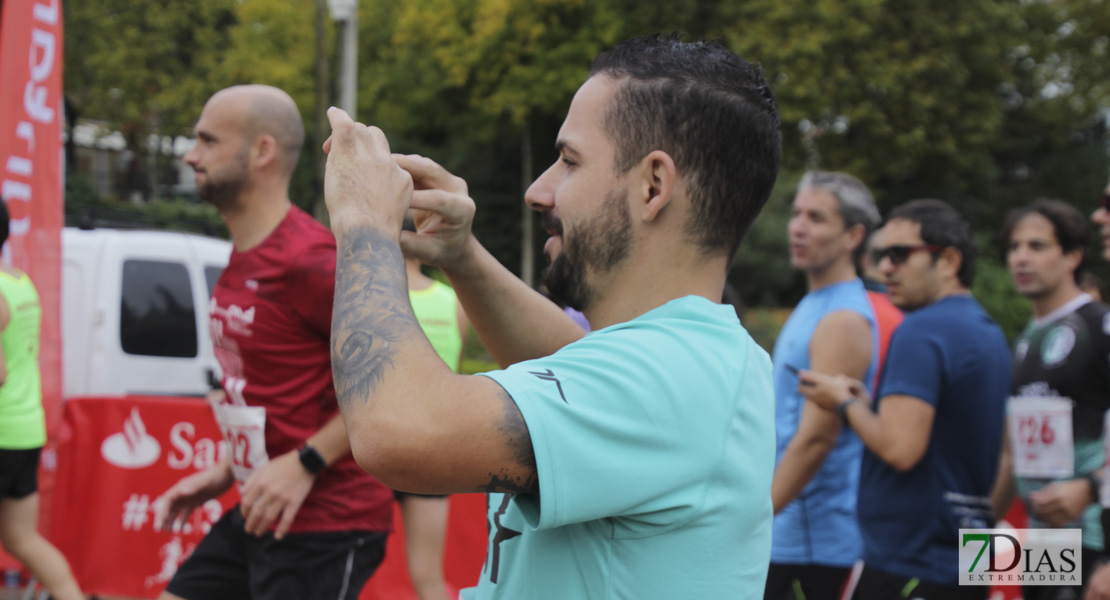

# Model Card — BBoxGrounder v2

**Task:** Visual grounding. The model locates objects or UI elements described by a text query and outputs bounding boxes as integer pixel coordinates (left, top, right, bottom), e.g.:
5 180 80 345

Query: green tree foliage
64 0 239 139
723 0 1108 208
972 247 1032 343
360 0 621 137
65 0 328 208
212 0 323 115
63 0 1110 315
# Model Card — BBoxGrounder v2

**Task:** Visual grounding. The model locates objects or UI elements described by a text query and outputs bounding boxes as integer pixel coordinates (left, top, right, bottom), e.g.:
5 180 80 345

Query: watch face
299 445 326 474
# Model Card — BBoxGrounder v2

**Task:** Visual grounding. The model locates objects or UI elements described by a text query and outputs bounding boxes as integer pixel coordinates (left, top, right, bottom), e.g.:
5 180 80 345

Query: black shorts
850 564 985 600
765 562 851 600
165 506 388 600
0 447 40 499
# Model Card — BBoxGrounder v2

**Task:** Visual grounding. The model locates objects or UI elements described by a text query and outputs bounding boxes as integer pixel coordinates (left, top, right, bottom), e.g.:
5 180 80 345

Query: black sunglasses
870 244 944 267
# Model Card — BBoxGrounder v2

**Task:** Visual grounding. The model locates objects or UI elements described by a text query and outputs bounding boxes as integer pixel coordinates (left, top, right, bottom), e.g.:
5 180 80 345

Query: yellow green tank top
0 271 46 449
410 280 463 372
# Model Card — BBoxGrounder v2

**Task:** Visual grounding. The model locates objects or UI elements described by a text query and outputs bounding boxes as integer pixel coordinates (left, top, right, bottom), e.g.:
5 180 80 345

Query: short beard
545 188 631 312
197 147 249 211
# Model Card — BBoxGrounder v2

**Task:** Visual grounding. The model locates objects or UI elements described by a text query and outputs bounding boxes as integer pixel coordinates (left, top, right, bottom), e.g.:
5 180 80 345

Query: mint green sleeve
482 320 752 533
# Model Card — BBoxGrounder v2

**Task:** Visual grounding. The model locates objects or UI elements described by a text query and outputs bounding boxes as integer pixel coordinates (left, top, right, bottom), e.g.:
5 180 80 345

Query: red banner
49 395 487 598
0 0 66 572
0 0 64 436
50 396 241 598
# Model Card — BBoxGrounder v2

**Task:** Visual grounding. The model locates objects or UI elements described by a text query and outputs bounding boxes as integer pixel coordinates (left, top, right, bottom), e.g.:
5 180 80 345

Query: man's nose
525 163 556 212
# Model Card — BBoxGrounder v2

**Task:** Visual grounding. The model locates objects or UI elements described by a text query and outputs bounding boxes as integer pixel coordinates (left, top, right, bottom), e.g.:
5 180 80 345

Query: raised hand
393 154 477 271
322 107 413 236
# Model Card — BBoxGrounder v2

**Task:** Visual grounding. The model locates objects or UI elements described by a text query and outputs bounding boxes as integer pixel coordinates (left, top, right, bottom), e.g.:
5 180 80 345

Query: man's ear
1065 247 1084 274
844 223 867 255
937 246 963 282
252 135 278 170
638 150 676 222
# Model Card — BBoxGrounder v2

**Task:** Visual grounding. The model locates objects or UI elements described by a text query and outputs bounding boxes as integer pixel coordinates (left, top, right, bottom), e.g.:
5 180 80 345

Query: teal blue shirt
462 296 775 600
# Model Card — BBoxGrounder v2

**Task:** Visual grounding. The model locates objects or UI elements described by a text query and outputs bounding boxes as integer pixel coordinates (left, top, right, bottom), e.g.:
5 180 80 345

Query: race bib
1009 396 1074 479
208 397 270 484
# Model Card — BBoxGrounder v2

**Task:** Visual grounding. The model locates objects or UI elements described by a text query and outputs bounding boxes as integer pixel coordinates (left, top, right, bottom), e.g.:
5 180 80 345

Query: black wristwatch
298 444 327 475
836 397 859 425
1086 473 1101 504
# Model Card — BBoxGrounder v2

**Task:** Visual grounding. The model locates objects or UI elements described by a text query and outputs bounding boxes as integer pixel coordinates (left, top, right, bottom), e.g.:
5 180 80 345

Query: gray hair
798 170 880 262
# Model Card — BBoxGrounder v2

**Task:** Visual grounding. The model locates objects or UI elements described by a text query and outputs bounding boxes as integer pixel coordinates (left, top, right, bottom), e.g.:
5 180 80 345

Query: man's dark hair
0 198 8 246
589 33 782 260
887 199 977 288
1001 199 1088 283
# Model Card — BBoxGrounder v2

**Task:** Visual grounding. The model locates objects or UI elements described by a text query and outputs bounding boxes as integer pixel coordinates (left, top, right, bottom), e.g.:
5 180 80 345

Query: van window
120 260 198 357
204 266 223 298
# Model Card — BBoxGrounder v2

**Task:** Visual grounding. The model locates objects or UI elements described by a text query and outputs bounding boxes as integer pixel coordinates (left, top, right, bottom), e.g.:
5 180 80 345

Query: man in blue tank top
801 200 1011 600
768 171 885 600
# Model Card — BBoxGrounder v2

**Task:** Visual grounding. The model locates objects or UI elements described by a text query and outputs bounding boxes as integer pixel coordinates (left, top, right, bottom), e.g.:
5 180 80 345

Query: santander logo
101 407 162 469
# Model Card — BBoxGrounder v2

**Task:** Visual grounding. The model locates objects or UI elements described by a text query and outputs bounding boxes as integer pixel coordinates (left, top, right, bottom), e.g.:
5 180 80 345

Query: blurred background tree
63 0 1110 342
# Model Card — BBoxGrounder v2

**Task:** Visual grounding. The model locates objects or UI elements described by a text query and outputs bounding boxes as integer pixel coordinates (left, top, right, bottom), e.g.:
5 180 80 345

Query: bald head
208 85 305 177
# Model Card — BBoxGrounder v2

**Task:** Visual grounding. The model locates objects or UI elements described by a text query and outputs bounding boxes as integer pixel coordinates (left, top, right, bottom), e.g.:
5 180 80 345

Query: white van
62 228 231 397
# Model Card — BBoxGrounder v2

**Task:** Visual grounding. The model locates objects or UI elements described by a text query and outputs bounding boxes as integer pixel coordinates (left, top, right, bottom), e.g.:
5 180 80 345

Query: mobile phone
784 363 814 386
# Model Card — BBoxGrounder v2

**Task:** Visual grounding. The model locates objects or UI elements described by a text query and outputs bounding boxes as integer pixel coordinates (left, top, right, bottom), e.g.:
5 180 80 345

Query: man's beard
544 188 632 312
197 148 249 210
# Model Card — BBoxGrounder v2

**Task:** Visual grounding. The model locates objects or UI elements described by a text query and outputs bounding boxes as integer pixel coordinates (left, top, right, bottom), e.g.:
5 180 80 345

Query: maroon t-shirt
209 205 393 533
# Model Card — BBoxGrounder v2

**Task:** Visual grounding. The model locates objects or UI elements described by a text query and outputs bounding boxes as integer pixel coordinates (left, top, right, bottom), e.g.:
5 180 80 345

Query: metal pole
338 6 358 119
521 122 534 287
313 0 330 224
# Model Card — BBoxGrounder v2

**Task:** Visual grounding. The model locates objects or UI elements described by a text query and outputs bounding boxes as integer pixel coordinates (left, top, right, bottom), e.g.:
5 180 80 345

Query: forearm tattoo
333 226 539 493
331 226 419 409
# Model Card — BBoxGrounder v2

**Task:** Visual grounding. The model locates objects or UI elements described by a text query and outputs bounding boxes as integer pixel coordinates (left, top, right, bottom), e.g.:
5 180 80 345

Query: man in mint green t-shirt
320 34 782 599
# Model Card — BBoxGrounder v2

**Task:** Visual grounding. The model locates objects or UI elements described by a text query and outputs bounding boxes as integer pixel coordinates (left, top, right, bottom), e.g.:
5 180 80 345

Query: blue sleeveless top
771 278 878 566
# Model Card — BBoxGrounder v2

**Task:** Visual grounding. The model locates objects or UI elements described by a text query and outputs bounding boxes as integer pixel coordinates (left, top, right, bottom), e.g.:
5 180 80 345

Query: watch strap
836 397 859 425
298 444 327 475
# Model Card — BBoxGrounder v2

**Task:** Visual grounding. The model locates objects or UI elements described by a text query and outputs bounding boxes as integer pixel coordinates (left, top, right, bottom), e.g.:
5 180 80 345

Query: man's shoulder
517 300 755 375
284 206 337 252
895 297 1001 347
1075 300 1110 327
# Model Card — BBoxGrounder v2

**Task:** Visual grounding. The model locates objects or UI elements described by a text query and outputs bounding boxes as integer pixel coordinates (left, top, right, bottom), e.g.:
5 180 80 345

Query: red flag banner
0 0 66 570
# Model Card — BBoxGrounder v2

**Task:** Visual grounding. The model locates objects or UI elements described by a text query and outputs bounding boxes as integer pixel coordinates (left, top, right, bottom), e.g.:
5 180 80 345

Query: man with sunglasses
799 199 1011 599
993 200 1110 600
766 171 889 600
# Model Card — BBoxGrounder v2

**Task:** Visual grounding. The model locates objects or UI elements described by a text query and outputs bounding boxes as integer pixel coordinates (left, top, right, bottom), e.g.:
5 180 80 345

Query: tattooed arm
324 108 538 494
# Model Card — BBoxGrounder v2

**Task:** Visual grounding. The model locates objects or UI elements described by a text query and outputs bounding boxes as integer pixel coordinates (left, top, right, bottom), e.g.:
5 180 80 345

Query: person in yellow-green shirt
394 214 470 600
0 199 83 600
